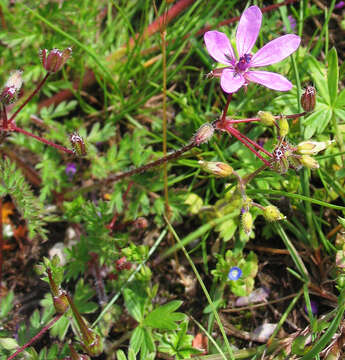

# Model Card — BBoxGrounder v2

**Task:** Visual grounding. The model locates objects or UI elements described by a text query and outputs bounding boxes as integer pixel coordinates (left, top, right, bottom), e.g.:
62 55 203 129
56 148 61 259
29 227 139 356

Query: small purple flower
228 266 242 281
304 300 318 315
65 162 77 179
335 1 345 9
204 6 301 93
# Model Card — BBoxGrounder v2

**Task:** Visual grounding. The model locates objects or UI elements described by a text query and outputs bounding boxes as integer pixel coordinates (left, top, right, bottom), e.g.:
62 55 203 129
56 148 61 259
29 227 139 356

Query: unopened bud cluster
301 86 316 112
40 47 72 73
70 132 87 156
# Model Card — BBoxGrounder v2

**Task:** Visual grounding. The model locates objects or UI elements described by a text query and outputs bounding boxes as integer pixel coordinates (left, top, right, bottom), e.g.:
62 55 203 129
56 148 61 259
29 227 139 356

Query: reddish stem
7 313 64 360
9 73 50 124
0 198 3 293
219 93 232 126
240 112 307 123
226 118 260 124
230 126 273 158
10 126 74 155
2 104 8 129
224 126 271 166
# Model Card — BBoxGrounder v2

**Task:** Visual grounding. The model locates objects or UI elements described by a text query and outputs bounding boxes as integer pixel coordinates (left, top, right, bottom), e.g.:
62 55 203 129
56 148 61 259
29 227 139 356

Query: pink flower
204 6 301 93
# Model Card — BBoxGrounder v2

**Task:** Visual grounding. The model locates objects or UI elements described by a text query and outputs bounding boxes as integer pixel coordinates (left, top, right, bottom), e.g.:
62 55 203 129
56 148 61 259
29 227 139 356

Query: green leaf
327 47 339 106
143 300 186 330
292 335 308 355
335 87 345 107
116 350 127 360
123 285 146 323
338 217 345 228
130 326 145 355
0 290 14 318
0 338 19 350
305 55 330 104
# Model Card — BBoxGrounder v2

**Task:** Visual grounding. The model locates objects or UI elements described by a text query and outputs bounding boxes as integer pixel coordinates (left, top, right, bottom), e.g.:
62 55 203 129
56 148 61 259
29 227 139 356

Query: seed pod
258 111 275 126
241 210 253 235
301 86 316 112
199 160 233 177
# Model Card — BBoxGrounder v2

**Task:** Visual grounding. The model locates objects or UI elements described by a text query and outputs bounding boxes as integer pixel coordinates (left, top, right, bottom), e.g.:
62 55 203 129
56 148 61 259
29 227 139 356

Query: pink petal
204 31 236 65
251 34 301 67
236 6 262 57
220 69 245 93
245 70 292 91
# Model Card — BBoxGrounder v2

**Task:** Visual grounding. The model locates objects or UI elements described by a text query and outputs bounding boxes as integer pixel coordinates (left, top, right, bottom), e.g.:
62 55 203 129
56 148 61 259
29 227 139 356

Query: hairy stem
10 126 74 155
9 73 50 123
107 141 196 183
7 313 64 360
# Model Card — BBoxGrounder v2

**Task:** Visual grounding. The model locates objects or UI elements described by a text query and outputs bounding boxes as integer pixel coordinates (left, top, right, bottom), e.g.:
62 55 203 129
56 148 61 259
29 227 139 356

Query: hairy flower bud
0 70 23 105
278 116 289 138
70 132 87 156
297 140 333 155
53 291 69 314
199 160 233 177
301 86 316 112
300 155 319 169
263 205 286 222
40 47 72 73
82 332 103 357
258 111 275 126
241 210 253 235
194 123 214 145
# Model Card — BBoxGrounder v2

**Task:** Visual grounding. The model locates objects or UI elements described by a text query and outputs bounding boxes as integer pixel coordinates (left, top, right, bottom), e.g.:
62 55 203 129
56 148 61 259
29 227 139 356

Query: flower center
235 53 252 72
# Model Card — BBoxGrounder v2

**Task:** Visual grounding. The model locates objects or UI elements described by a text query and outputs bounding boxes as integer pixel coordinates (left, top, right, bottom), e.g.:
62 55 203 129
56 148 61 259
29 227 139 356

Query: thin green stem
164 216 234 360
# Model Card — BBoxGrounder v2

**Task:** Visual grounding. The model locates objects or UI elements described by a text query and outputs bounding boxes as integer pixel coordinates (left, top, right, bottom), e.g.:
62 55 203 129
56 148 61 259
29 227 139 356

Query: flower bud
300 155 319 169
53 291 69 314
301 86 316 112
194 123 214 145
263 205 286 222
258 111 275 126
0 70 23 105
297 140 333 155
82 332 103 357
278 116 289 138
241 210 253 235
199 160 233 177
68 343 90 360
116 256 132 271
40 48 72 73
70 132 87 156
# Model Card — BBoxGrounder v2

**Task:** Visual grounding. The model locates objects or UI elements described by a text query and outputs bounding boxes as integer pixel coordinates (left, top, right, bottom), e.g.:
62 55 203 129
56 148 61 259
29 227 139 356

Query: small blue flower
65 162 77 179
228 266 242 281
